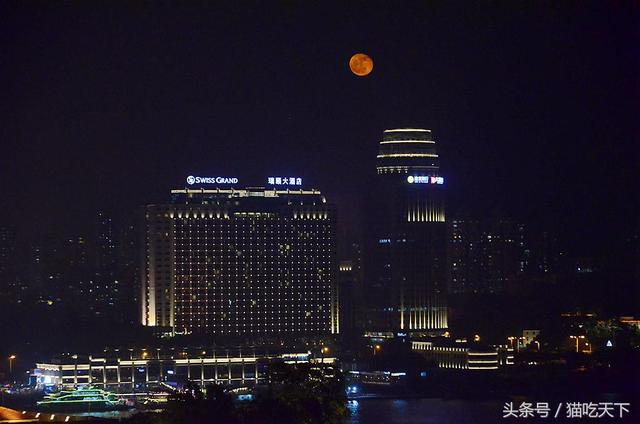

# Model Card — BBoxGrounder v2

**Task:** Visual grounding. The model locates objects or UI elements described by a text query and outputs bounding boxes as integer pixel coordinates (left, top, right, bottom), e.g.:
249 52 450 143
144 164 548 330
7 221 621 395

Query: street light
373 345 381 356
8 355 16 374
569 335 585 353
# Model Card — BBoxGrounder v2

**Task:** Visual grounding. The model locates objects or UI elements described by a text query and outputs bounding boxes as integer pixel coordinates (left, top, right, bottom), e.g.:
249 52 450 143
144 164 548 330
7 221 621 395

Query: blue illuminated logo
268 176 302 186
407 175 444 185
187 176 238 185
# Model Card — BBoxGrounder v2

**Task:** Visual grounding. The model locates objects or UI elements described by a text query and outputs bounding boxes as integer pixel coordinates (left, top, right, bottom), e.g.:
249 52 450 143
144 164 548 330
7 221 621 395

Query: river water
347 398 503 423
60 399 502 423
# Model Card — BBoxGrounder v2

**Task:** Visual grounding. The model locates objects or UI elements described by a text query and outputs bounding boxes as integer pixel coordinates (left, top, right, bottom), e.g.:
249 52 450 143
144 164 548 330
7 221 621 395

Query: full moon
349 53 373 76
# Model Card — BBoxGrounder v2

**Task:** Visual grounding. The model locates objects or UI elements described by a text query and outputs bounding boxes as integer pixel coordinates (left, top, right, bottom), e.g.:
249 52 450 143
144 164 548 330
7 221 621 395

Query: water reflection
347 399 360 420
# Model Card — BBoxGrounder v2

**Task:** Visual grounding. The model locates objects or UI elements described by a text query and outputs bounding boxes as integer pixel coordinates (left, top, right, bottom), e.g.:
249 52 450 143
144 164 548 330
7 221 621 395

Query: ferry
37 386 129 412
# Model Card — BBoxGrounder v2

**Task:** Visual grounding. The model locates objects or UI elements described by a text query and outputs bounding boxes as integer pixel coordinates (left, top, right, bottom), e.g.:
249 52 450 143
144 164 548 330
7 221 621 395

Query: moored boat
37 386 129 412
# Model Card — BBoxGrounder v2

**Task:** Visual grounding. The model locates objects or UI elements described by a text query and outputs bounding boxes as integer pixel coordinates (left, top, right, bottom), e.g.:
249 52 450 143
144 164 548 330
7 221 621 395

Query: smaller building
412 340 512 370
619 316 640 330
522 329 541 347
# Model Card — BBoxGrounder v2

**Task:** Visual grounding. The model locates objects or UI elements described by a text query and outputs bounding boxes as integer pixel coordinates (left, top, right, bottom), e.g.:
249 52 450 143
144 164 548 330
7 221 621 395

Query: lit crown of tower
376 128 439 175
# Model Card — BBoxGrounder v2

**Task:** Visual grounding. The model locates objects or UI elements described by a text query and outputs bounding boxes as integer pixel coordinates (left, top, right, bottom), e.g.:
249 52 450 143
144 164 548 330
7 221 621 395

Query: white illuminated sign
407 175 444 185
186 176 238 185
268 176 302 186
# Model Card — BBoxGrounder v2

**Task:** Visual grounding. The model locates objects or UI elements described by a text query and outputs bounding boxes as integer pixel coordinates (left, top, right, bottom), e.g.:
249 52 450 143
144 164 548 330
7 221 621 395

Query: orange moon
349 53 373 76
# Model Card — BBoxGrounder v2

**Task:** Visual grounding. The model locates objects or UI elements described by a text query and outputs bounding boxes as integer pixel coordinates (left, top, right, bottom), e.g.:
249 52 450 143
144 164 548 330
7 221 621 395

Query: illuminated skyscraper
365 128 448 334
141 187 338 337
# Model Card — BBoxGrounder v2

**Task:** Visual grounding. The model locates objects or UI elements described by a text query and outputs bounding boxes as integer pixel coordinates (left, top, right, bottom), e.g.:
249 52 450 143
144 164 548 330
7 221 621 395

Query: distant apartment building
448 219 525 294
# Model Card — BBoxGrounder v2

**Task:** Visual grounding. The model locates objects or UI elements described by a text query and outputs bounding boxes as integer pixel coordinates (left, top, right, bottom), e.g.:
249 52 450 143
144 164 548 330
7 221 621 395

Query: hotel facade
141 186 338 337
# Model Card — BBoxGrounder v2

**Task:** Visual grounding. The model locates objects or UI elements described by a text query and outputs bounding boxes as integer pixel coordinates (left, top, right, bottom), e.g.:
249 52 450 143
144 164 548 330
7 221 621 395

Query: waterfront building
141 186 338 337
411 340 512 370
32 349 335 390
365 128 448 334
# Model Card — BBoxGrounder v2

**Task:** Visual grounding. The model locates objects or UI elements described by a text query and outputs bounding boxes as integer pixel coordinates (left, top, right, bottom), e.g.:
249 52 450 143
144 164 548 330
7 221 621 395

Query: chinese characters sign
268 176 303 186
502 402 630 419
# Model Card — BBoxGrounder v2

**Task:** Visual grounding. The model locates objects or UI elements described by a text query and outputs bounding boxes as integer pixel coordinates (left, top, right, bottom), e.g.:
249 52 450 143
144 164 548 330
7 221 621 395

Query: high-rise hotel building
365 128 448 334
141 187 338 337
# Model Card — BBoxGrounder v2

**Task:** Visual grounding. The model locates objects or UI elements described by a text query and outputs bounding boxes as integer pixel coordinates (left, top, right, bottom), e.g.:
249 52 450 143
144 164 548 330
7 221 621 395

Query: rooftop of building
144 187 329 207
377 128 440 174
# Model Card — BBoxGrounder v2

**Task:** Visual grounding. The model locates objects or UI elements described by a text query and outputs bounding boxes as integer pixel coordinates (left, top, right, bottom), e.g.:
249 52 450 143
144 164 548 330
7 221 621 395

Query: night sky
1 1 637 256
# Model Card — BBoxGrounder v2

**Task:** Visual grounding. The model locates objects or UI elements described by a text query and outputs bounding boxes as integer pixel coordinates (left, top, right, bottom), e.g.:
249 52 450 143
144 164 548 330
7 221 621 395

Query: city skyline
1 2 637 259
0 3 637 422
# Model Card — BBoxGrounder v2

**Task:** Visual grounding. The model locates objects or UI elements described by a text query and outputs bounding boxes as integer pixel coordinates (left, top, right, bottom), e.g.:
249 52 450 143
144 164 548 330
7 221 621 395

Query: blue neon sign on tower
407 175 444 185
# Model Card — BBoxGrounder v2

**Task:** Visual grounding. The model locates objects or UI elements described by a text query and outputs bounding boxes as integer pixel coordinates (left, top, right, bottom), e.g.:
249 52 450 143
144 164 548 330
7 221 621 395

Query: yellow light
376 153 438 158
384 128 431 133
379 140 435 144
9 355 16 359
